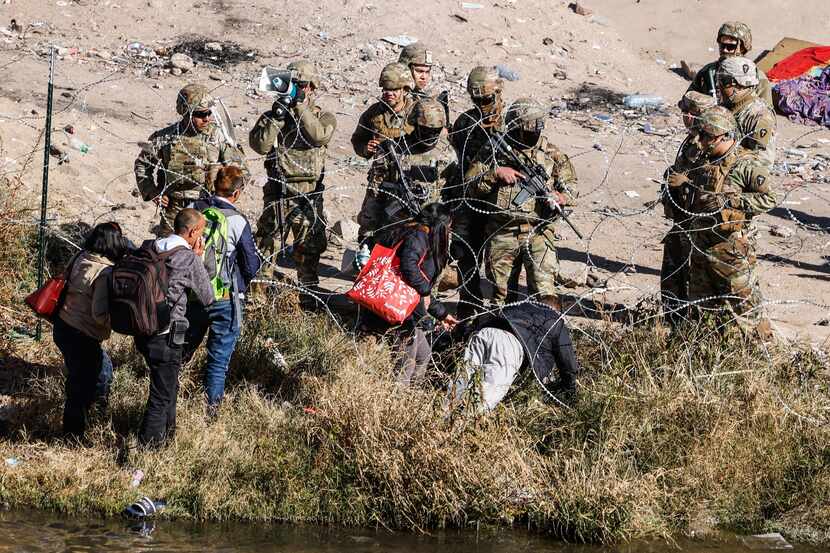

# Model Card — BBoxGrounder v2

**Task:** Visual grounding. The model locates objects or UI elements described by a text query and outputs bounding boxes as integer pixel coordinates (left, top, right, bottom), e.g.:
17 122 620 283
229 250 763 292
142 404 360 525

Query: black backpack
109 240 184 336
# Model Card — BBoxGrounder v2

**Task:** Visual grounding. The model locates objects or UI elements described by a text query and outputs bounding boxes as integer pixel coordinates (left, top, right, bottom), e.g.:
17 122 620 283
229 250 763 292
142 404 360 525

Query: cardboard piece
755 37 820 74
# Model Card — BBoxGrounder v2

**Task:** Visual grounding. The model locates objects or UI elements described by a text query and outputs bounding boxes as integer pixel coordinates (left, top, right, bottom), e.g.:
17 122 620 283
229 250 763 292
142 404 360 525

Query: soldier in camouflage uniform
465 97 578 308
672 107 776 338
249 60 337 292
687 22 773 109
135 83 248 237
448 66 508 317
351 63 418 243
717 57 777 166
398 43 434 99
661 91 718 327
373 98 455 243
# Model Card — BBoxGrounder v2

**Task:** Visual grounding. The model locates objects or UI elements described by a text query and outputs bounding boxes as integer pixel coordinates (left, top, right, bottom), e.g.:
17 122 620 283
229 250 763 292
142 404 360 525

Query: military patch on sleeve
756 175 766 188
759 128 767 138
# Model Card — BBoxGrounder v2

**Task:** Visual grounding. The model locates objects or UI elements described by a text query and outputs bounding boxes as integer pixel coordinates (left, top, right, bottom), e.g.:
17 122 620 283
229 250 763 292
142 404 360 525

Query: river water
0 509 819 552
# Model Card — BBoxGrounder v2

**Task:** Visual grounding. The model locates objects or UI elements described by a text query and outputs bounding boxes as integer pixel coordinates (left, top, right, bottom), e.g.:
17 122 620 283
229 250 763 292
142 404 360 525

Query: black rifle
378 139 421 217
436 90 451 130
264 150 288 259
490 133 583 239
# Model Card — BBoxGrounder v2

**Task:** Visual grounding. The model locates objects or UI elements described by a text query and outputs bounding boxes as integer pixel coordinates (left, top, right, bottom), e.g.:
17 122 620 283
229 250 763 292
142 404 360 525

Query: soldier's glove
667 171 690 189
271 101 289 120
697 192 723 213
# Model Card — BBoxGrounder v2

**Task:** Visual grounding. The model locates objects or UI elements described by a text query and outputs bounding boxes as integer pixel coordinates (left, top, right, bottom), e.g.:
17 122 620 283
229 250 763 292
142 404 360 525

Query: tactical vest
164 130 218 198
489 136 556 225
688 148 744 241
368 99 416 185
276 105 327 185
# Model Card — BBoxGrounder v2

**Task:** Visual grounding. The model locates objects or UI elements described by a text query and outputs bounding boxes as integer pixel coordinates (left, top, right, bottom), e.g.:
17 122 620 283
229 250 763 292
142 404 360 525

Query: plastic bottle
67 135 91 154
355 244 371 269
622 94 664 109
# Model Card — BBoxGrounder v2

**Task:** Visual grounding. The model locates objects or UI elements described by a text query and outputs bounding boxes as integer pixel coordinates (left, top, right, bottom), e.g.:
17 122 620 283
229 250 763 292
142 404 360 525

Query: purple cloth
773 66 830 127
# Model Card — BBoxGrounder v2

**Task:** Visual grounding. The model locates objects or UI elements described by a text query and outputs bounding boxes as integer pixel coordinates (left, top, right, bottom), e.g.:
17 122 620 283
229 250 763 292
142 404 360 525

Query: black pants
136 333 183 447
52 317 112 437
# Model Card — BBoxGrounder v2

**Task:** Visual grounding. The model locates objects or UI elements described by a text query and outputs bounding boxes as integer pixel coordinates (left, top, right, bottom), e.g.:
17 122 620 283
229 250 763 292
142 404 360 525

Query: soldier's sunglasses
718 41 739 53
191 110 213 119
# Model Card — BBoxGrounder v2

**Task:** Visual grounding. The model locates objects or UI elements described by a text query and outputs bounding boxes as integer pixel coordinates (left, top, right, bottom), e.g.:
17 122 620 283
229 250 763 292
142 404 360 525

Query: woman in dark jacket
52 222 129 438
382 203 458 385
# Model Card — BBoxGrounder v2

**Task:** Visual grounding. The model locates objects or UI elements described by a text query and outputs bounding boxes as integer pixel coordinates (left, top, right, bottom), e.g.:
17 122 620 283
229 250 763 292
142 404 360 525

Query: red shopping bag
346 241 420 324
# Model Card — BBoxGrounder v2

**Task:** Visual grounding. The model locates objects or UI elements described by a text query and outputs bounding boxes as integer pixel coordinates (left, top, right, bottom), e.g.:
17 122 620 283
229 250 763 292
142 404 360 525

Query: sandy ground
0 0 828 343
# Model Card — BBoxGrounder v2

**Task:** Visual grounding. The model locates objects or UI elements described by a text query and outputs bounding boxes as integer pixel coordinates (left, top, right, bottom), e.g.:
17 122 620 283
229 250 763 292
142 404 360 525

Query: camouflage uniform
687 21 774 109
685 108 776 336
661 92 717 325
448 66 508 316
135 84 248 236
372 99 455 243
248 60 337 286
466 98 578 305
351 63 417 241
719 57 777 165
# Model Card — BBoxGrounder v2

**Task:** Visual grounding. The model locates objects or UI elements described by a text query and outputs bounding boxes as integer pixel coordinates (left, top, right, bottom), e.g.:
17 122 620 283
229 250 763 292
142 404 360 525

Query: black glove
270 102 289 120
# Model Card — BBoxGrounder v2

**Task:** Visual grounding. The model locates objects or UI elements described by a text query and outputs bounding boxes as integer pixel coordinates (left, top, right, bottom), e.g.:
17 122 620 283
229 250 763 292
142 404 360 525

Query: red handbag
24 255 79 320
346 241 421 325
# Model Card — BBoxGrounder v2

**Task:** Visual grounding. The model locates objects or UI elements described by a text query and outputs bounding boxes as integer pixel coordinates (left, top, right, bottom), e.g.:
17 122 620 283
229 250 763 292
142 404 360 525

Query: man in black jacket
450 300 578 411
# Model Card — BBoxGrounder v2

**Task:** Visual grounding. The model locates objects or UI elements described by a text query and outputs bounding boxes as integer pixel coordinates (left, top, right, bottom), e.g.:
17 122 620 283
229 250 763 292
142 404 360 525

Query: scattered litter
623 190 640 198
740 532 793 550
4 458 20 467
461 2 483 9
332 219 359 243
318 31 330 41
622 94 664 109
592 113 613 123
592 143 604 151
64 130 91 154
204 42 222 52
542 37 554 46
123 497 166 519
769 225 794 238
568 2 593 16
785 148 808 159
130 469 145 488
642 122 670 136
817 318 829 326
263 338 288 369
381 35 417 47
171 38 256 68
496 64 519 81
451 13 469 23
655 58 666 65
169 52 194 71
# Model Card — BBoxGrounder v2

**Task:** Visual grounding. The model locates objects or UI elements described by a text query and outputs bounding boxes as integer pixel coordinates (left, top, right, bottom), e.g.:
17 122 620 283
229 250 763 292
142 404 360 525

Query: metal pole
35 47 56 341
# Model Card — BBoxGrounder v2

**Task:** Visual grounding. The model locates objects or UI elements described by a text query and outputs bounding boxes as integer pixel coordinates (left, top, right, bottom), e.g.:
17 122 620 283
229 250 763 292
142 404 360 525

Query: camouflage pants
660 225 692 326
688 232 766 332
485 225 560 304
256 193 327 286
156 192 202 237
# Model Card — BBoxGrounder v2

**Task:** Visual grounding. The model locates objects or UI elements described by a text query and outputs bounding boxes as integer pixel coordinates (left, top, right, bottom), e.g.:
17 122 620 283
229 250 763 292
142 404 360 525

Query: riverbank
2 266 830 544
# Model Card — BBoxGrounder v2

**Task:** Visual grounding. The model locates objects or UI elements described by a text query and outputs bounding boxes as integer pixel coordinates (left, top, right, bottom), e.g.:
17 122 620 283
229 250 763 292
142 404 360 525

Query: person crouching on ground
378 202 459 385
185 166 262 417
137 208 215 447
53 222 129 439
449 298 579 412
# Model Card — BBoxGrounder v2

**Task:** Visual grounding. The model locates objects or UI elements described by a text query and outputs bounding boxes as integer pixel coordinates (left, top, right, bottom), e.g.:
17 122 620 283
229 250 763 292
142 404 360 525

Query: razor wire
1 46 829 420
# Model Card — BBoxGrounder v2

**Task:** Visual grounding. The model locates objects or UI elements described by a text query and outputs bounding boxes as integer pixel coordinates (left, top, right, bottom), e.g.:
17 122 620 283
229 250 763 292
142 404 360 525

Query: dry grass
0 183 829 543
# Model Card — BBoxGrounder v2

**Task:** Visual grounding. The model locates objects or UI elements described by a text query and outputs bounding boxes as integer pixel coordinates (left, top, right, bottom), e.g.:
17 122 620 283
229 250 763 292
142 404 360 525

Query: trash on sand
622 94 663 109
461 2 483 9
592 113 613 123
568 2 592 16
496 64 519 81
169 52 194 71
381 35 417 47
642 122 670 136
769 225 794 238
623 190 640 198
740 532 793 550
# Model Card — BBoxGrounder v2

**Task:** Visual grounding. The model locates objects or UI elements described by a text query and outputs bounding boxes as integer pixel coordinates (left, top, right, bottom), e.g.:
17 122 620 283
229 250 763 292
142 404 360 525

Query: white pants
451 327 525 412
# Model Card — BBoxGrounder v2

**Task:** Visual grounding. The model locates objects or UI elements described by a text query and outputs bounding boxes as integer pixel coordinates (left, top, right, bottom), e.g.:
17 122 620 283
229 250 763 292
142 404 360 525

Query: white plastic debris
381 35 417 47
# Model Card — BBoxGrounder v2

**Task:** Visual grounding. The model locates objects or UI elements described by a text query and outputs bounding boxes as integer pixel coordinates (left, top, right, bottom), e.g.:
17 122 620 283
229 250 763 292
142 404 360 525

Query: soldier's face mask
414 125 442 149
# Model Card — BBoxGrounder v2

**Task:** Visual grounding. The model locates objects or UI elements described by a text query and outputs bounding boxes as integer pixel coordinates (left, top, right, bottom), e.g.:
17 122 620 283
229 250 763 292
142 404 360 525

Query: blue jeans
52 316 113 436
184 300 242 406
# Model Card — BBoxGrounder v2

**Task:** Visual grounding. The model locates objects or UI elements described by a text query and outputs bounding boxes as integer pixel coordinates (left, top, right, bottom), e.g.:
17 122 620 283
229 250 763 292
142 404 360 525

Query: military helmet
698 106 737 137
176 83 214 115
717 21 752 53
466 65 503 99
288 59 320 89
505 97 547 132
718 56 759 87
415 98 446 129
398 43 433 67
378 62 413 90
678 90 717 114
